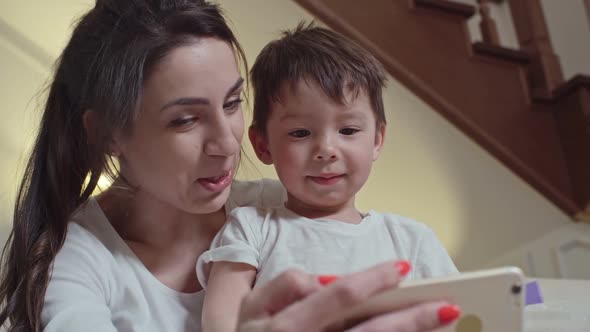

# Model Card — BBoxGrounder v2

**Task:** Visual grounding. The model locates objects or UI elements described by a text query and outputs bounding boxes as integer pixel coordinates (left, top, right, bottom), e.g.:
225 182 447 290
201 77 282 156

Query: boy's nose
314 151 337 160
314 141 338 161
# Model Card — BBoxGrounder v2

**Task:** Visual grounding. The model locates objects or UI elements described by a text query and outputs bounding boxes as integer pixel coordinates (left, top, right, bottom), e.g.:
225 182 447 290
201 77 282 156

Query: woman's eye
170 117 197 127
288 129 311 138
339 128 359 135
223 98 243 112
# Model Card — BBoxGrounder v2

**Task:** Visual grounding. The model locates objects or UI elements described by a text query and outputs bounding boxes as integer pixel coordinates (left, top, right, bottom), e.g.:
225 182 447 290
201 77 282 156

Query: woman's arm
202 261 256 332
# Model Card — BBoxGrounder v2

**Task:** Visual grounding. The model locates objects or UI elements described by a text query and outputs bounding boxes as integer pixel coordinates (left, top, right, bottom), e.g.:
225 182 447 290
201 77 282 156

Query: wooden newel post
508 0 564 95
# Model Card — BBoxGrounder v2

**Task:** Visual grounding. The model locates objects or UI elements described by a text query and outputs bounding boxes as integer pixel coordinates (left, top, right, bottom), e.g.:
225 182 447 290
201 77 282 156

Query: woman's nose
204 119 240 157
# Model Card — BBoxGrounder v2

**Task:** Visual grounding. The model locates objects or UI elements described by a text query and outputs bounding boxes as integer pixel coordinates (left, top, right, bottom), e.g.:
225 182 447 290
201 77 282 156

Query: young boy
197 23 457 331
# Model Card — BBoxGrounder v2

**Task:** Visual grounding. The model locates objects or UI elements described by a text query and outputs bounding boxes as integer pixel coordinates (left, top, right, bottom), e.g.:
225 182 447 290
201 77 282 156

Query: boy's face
250 79 385 212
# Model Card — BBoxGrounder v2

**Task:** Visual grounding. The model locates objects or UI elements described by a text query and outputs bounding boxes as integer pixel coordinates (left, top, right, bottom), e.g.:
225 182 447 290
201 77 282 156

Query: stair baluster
477 0 500 45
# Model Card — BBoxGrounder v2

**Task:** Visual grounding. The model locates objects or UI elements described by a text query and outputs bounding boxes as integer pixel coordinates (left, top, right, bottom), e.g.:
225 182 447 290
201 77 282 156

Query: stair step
534 75 590 103
414 0 476 18
552 74 590 100
473 42 532 65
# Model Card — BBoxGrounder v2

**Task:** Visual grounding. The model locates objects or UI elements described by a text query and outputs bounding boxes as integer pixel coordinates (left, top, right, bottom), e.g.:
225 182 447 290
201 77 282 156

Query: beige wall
0 0 584 273
0 22 48 246
540 0 590 79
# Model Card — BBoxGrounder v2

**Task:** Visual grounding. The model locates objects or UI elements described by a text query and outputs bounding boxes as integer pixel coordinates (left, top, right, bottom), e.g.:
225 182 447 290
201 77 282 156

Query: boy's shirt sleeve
412 227 459 279
196 206 263 288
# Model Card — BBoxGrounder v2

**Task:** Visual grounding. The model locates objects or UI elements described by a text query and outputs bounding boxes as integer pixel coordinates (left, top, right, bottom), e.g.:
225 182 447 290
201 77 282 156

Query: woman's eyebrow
225 77 244 99
159 77 244 112
160 97 209 111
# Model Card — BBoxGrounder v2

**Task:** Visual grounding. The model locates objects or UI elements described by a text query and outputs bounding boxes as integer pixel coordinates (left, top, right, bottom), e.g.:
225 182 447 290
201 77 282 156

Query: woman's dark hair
0 1 246 330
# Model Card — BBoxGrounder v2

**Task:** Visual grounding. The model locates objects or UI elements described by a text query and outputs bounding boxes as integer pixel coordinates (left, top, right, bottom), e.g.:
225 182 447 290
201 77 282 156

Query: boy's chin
297 196 355 211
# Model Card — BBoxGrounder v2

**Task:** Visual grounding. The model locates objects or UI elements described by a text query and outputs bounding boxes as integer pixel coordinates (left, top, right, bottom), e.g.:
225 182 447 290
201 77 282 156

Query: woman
0 0 458 331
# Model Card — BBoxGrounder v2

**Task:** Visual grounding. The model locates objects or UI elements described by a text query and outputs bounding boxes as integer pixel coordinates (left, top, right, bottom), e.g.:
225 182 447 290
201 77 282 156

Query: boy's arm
202 261 257 332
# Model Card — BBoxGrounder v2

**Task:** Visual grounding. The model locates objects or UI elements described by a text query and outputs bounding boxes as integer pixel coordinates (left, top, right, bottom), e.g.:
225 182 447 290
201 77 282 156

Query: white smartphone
327 267 525 332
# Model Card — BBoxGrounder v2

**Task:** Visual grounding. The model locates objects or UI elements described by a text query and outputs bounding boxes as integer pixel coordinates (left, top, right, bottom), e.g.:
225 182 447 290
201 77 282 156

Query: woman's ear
373 123 386 161
248 127 273 165
83 110 121 157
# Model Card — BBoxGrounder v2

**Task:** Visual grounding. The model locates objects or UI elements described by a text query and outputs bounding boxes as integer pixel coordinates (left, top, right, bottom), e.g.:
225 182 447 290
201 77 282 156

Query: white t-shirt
41 179 286 332
197 205 457 288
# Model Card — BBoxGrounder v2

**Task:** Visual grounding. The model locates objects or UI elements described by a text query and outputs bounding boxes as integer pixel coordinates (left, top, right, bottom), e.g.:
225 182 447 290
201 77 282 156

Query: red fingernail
394 260 411 276
318 275 339 286
438 305 461 324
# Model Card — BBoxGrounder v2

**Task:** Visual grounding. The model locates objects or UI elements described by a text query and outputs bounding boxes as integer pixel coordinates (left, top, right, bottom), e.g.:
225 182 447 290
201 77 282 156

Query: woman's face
113 37 245 214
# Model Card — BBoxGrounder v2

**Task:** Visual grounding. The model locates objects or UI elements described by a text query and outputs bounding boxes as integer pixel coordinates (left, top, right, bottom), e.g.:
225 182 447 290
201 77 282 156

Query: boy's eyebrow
159 77 244 111
339 112 368 121
278 113 299 122
278 110 370 123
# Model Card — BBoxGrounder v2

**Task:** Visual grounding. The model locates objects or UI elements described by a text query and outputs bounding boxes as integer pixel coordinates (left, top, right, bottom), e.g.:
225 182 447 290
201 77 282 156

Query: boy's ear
248 127 273 165
372 123 386 161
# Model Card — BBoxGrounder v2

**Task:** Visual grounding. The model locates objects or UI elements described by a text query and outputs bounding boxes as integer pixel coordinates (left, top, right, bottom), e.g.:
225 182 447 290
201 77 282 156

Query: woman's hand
236 261 460 332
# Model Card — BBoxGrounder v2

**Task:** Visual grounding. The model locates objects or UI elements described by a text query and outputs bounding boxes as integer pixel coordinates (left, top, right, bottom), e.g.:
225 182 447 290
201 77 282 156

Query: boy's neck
284 195 363 224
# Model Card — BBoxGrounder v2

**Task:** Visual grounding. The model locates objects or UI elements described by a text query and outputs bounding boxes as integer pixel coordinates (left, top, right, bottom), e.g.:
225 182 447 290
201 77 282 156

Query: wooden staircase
294 0 590 220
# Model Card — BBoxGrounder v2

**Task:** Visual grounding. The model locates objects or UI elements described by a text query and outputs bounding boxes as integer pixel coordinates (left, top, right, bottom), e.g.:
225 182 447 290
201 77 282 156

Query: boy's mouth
308 174 344 185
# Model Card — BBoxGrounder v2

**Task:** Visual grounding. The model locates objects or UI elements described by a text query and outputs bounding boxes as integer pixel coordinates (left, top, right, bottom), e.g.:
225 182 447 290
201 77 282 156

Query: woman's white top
41 179 286 332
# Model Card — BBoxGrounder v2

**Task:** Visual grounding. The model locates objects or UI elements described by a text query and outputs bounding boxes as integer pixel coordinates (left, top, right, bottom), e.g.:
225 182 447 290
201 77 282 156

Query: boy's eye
288 129 311 138
339 128 359 135
170 117 198 127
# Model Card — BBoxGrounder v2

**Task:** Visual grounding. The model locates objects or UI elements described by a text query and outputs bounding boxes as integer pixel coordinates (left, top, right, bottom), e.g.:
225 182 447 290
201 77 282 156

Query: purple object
525 280 544 306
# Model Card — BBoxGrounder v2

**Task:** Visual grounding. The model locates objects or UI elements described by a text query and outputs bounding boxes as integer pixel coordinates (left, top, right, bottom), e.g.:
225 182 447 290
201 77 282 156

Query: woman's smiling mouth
197 169 233 192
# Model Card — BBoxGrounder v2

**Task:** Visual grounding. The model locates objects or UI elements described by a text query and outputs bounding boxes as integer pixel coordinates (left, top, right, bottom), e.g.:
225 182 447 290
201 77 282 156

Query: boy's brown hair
250 22 388 134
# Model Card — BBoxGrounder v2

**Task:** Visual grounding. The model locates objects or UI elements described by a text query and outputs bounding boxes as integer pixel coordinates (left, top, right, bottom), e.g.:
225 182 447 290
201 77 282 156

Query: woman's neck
96 186 227 293
99 187 225 247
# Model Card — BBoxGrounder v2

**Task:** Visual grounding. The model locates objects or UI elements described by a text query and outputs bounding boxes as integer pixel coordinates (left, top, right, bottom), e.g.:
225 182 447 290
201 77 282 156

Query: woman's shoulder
45 199 122 310
53 198 124 276
67 198 123 251
228 179 286 211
